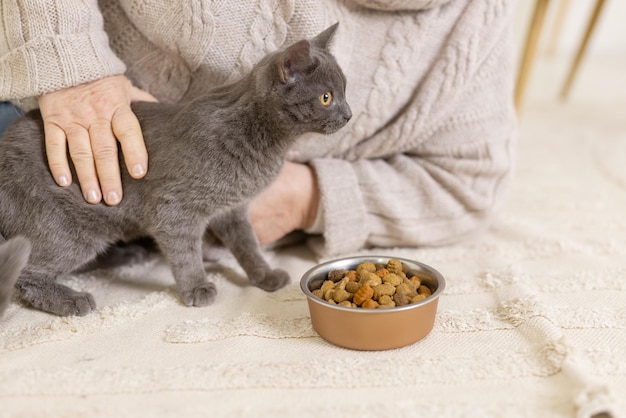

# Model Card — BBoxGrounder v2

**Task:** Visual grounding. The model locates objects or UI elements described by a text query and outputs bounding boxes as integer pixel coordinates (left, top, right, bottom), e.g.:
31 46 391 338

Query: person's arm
310 126 516 256
0 0 126 104
251 1 515 256
306 7 517 256
1 1 154 205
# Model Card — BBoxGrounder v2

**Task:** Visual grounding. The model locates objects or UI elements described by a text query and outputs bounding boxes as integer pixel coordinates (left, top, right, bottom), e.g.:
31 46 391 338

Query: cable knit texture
0 0 127 108
0 0 516 256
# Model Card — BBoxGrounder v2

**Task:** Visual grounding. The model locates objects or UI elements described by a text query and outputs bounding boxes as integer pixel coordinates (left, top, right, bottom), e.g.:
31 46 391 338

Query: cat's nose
343 106 352 122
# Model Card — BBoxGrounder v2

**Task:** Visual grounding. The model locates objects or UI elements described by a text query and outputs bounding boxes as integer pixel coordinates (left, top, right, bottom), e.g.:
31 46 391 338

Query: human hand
249 161 320 245
38 75 157 205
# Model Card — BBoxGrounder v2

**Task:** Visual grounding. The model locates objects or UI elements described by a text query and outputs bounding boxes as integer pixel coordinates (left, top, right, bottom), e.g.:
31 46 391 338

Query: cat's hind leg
208 206 290 292
0 236 31 315
12 233 106 316
15 273 96 316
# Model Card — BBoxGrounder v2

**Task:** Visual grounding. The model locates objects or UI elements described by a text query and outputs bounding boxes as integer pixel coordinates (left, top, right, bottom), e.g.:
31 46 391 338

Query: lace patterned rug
1 99 625 417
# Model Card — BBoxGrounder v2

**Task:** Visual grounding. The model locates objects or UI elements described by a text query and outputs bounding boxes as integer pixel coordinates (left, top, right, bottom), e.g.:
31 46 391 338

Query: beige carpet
1 57 625 417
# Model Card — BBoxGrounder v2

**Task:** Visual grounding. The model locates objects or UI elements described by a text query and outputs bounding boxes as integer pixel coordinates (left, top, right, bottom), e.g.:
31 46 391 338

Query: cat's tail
0 236 31 316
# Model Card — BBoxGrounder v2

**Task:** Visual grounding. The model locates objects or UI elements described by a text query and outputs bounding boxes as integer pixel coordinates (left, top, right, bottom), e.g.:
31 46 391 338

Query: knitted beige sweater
0 0 517 256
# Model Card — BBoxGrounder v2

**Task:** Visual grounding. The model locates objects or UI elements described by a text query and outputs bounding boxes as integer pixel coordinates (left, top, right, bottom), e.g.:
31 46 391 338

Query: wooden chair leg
546 0 570 57
515 0 551 114
559 0 607 100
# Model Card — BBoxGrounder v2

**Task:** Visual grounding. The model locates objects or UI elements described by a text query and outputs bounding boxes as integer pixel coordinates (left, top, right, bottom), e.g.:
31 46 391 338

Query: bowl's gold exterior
300 256 445 351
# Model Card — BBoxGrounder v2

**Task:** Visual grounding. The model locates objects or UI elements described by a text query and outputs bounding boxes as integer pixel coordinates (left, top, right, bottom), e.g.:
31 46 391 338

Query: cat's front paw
181 282 217 307
252 269 290 292
60 292 97 317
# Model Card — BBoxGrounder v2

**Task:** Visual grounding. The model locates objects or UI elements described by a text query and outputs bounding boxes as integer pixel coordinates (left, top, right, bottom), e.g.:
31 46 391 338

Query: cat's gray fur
0 236 30 316
0 24 351 317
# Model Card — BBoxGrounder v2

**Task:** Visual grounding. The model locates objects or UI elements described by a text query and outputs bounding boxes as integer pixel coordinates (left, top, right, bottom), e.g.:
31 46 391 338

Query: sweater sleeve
0 0 126 105
308 2 517 257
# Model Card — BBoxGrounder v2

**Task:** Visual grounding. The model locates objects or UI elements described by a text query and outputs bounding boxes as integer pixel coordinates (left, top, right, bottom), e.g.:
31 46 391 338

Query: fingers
44 113 139 205
112 107 148 180
44 118 123 205
89 120 122 205
66 124 103 204
43 122 72 188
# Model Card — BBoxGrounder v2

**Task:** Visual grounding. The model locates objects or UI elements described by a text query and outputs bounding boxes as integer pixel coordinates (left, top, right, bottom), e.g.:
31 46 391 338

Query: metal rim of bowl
300 255 446 314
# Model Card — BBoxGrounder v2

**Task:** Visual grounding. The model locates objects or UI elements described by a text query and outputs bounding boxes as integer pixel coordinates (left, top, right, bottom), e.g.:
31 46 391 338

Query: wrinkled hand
38 75 156 205
249 161 320 245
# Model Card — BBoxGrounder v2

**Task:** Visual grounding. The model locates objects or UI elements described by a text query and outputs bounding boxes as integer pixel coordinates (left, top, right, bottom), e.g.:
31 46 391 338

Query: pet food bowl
300 255 445 350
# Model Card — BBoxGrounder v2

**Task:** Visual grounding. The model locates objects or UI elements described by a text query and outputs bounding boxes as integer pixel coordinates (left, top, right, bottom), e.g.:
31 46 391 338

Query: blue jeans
0 101 23 138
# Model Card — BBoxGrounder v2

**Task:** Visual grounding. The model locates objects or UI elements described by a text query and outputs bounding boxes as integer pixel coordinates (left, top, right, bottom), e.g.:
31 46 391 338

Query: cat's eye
319 92 333 106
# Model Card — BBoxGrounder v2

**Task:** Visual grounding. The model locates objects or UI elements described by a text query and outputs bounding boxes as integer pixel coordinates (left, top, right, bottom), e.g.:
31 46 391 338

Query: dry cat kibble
310 259 433 309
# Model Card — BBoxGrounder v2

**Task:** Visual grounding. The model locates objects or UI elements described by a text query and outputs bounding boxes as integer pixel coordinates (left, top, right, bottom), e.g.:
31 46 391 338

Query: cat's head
268 23 352 135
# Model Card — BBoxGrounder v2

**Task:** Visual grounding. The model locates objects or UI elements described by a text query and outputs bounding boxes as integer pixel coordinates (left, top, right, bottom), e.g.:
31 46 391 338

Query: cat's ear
278 40 317 84
312 22 339 50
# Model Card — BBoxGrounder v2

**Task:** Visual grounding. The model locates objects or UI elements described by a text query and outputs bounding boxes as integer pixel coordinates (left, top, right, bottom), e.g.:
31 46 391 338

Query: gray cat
0 23 351 317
